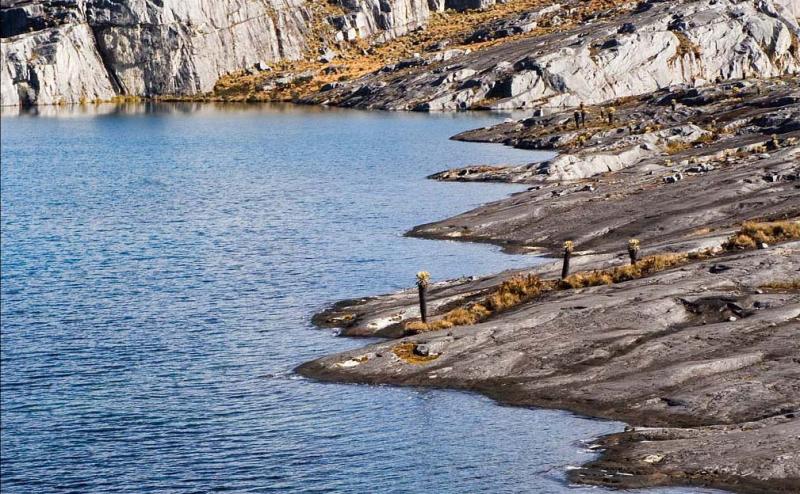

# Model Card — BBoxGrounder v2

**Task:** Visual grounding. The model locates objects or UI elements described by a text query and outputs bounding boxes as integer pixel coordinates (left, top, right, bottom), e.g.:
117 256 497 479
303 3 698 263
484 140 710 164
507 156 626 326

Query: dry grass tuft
392 342 440 364
562 253 688 288
671 31 702 62
692 133 716 145
723 220 800 250
486 274 553 311
400 219 797 336
405 275 552 332
759 279 800 293
664 140 692 154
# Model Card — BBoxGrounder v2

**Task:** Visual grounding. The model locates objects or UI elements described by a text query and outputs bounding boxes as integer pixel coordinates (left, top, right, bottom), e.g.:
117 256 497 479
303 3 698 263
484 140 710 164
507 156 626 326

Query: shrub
723 220 800 250
401 219 798 336
759 279 800 292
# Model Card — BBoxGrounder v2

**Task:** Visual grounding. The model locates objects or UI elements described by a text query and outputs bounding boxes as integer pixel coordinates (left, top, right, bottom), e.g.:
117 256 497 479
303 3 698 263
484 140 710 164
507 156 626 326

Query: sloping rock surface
305 0 800 110
299 243 800 493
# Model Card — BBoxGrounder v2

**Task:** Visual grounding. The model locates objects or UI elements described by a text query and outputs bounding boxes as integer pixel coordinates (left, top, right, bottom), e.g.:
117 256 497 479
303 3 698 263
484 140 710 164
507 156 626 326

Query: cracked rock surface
300 244 800 493
302 0 800 110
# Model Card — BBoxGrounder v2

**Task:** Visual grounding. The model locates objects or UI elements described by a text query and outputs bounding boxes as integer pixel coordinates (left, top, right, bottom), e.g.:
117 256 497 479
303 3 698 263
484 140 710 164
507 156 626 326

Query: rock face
1 21 117 105
413 80 800 252
328 0 433 43
1 0 312 105
5 0 799 108
0 0 434 106
307 0 800 111
87 0 311 98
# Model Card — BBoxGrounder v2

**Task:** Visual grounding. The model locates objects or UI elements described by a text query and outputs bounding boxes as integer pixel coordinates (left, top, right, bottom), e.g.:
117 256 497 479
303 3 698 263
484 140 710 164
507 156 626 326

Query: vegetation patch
723 220 800 250
392 342 440 364
664 140 692 154
759 279 800 293
403 219 800 334
670 31 702 63
560 251 712 288
692 132 716 145
406 274 555 332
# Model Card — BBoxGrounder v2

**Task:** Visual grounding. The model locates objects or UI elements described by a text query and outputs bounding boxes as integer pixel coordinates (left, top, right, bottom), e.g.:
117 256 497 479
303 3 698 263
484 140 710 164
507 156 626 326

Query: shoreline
297 77 800 493
297 240 799 493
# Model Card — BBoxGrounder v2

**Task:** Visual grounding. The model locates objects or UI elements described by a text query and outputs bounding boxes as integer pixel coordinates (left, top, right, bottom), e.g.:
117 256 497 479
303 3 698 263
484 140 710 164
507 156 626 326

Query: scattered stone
318 49 337 64
663 172 684 184
686 164 715 174
642 454 665 464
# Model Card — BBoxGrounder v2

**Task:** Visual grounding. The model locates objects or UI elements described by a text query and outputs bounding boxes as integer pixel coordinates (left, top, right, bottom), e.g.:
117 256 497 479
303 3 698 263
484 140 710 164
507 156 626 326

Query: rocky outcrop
1 0 314 105
0 0 435 106
413 79 800 252
87 0 312 98
305 0 800 111
328 0 433 43
1 21 116 105
299 241 800 492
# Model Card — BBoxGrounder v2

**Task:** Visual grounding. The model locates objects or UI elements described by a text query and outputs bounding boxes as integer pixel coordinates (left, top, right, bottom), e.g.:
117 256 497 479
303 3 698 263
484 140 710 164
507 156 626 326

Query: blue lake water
1 103 721 493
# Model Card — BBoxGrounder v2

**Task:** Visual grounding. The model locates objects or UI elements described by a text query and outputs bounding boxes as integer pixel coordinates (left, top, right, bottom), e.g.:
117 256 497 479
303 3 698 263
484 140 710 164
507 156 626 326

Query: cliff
3 0 799 108
0 0 434 106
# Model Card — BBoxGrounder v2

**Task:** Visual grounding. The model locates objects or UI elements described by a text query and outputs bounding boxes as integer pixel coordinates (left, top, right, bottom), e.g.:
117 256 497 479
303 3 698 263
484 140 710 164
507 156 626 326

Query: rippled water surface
2 104 718 493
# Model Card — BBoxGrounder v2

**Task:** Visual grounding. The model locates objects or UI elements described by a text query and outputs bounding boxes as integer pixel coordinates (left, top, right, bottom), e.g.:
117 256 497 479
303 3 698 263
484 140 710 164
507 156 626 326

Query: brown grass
759 279 800 293
209 0 632 103
671 31 702 62
561 252 710 288
405 251 719 332
723 220 800 250
406 274 554 332
692 133 716 145
401 220 799 335
392 342 440 364
485 274 553 311
664 140 692 154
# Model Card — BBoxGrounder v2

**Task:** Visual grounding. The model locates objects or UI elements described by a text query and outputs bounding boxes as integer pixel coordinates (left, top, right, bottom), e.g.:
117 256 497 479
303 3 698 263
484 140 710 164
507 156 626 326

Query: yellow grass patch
402 219 798 335
561 252 704 288
664 140 692 154
210 0 632 102
723 220 800 250
392 342 440 364
759 279 800 293
406 274 556 332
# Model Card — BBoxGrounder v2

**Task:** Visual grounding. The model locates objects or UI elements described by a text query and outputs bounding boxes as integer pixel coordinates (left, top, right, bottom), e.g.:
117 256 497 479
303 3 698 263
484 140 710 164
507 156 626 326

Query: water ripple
2 104 720 494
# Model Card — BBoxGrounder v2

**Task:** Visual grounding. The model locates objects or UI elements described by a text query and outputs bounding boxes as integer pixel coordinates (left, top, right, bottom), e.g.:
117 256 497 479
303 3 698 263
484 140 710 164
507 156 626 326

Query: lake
1 103 720 493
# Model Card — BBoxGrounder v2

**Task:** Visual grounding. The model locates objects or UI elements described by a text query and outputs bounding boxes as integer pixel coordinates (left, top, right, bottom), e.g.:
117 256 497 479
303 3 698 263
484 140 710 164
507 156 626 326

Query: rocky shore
299 77 800 493
299 244 799 493
5 0 800 491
